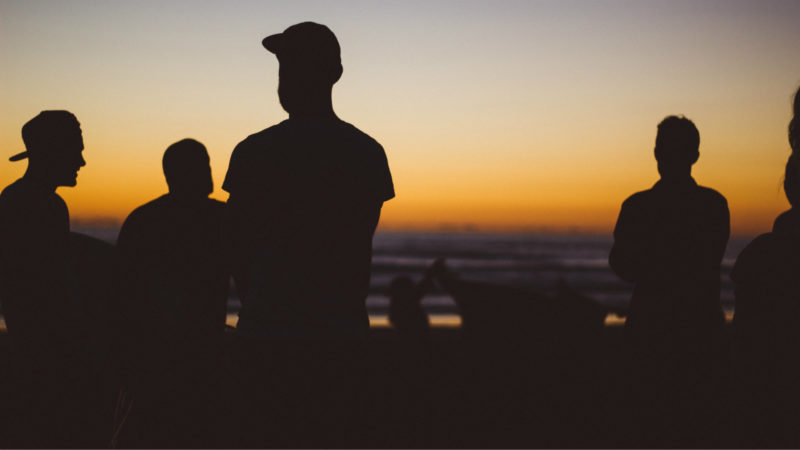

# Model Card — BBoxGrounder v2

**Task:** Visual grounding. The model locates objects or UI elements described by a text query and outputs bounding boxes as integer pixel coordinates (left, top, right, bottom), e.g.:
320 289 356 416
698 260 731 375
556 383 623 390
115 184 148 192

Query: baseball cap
262 22 341 67
10 110 82 162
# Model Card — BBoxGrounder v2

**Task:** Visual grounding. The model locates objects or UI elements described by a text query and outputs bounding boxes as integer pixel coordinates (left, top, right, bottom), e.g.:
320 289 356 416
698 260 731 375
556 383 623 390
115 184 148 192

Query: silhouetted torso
732 208 800 368
0 177 82 347
224 117 394 339
116 194 228 339
610 177 729 348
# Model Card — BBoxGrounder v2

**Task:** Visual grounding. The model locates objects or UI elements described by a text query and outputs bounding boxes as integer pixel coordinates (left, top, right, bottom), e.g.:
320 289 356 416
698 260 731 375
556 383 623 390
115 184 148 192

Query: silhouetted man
117 138 228 341
0 111 86 345
221 22 393 447
115 138 228 446
224 22 394 340
610 115 729 350
0 110 93 447
609 116 729 446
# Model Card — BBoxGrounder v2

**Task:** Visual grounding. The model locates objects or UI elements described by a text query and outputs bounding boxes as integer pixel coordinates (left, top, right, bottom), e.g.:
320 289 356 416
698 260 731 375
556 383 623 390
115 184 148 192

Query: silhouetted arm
712 196 731 265
221 141 259 302
609 197 643 282
223 193 253 302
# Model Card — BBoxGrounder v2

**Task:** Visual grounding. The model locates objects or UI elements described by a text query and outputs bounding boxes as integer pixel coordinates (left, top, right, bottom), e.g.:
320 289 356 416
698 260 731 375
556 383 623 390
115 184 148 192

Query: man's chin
59 176 78 187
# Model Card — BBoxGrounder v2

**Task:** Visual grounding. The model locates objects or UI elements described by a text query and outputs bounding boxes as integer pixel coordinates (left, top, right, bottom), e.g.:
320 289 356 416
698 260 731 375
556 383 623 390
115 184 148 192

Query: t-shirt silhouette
0 177 81 345
116 194 228 339
223 117 394 338
610 177 729 348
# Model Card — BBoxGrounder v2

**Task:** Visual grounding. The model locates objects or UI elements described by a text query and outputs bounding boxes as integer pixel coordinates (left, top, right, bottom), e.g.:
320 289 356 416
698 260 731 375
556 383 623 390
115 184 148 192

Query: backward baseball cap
262 22 341 68
10 110 82 162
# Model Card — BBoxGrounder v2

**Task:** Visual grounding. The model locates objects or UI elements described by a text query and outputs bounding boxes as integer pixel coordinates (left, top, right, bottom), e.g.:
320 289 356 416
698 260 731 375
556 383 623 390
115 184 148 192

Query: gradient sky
2 0 799 235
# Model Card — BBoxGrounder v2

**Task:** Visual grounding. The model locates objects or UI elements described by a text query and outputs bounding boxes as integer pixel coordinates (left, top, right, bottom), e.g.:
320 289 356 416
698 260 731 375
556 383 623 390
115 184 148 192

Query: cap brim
9 151 28 162
262 33 283 54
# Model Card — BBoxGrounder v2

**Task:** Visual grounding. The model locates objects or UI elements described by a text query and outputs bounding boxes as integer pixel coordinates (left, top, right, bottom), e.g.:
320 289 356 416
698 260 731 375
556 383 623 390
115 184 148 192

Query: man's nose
79 155 86 167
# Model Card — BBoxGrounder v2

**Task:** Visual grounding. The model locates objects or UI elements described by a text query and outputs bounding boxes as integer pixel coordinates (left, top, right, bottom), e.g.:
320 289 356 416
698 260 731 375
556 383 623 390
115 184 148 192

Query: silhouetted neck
21 168 57 193
166 191 210 204
288 108 338 120
657 175 696 186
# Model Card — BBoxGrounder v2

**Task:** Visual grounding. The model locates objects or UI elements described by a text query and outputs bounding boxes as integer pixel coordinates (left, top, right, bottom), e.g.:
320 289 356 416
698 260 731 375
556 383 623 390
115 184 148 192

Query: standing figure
115 138 228 447
731 86 800 447
609 116 730 446
224 22 394 340
610 115 729 352
222 22 394 447
0 110 96 447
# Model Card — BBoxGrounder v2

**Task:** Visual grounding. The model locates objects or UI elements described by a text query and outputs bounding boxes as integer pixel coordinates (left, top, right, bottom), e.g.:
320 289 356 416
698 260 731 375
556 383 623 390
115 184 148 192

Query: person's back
114 139 228 447
117 139 228 340
224 23 394 340
610 116 729 350
609 116 730 447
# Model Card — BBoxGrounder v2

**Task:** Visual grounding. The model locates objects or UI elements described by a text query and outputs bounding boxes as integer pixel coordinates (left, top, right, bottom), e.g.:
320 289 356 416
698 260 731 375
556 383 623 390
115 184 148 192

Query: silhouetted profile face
162 139 213 198
262 22 343 116
654 115 700 179
13 111 85 188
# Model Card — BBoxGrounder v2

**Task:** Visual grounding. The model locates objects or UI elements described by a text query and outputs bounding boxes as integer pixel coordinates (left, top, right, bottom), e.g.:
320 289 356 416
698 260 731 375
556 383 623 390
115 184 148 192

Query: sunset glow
2 0 799 235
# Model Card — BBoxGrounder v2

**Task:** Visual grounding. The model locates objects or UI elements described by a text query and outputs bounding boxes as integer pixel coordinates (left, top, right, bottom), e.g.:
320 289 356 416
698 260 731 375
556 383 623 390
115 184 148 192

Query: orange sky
2 1 799 236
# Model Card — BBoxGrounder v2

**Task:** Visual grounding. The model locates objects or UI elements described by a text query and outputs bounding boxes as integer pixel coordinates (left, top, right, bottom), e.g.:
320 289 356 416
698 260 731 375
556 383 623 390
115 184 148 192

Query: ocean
0 226 752 330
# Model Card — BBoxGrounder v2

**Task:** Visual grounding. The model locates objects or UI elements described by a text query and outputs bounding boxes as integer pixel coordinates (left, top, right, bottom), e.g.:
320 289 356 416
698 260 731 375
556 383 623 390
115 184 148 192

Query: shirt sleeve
372 143 395 202
222 140 250 196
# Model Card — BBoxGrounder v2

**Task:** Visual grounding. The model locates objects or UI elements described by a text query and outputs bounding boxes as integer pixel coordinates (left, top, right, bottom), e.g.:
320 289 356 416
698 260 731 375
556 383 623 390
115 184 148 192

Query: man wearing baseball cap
224 23 394 340
222 23 393 446
0 110 92 446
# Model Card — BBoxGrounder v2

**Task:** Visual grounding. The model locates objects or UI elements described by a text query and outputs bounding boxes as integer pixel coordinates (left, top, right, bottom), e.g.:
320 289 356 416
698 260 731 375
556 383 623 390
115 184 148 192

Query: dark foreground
0 323 776 448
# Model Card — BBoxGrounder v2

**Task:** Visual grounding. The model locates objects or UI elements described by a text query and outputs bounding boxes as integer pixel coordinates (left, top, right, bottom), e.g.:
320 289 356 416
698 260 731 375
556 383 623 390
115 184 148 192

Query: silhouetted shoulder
119 195 225 241
0 178 68 213
620 189 651 209
223 119 394 202
696 185 728 206
0 179 69 234
731 233 777 284
339 121 395 202
221 122 289 195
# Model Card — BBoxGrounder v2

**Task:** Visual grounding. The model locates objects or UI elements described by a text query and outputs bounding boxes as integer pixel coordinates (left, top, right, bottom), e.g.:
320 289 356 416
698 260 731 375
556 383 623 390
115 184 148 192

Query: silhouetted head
262 22 343 116
654 115 700 179
11 111 85 188
784 87 800 207
162 139 213 198
389 276 416 303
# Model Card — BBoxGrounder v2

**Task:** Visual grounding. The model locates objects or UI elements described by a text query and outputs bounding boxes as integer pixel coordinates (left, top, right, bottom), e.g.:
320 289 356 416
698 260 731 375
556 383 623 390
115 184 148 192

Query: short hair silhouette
162 138 213 197
654 115 700 171
264 22 344 115
10 110 82 162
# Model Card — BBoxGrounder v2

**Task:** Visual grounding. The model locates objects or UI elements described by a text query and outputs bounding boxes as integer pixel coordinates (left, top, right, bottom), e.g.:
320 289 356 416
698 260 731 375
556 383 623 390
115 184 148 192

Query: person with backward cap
0 110 99 447
221 22 394 447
